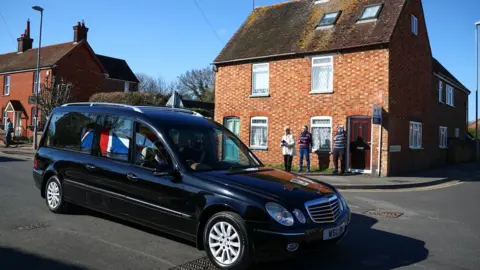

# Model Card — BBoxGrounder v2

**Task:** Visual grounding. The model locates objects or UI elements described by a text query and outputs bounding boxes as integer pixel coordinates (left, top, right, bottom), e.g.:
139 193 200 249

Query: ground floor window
439 126 448 148
409 121 422 149
455 128 459 138
311 116 332 152
250 117 268 149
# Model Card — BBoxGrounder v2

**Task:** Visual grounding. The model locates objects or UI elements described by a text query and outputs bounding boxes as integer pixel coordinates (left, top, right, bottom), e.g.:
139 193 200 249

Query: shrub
89 92 213 117
89 92 168 106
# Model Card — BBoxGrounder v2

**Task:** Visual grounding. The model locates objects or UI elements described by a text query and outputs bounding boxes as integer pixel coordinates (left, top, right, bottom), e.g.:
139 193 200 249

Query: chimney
73 20 88 42
17 19 34 53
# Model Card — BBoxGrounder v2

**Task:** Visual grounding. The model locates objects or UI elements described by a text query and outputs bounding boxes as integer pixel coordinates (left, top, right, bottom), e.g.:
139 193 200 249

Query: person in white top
280 126 296 172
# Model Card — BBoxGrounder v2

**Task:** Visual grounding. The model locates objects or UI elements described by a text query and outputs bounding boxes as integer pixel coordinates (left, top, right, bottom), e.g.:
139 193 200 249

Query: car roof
51 103 212 128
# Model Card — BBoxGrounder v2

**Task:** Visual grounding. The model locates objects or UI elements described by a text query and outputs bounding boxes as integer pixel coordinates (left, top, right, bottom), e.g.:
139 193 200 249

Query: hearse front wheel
45 176 69 213
204 211 252 270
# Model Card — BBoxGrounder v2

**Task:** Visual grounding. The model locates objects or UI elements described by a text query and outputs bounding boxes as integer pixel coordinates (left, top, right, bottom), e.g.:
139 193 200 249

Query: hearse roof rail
61 102 203 117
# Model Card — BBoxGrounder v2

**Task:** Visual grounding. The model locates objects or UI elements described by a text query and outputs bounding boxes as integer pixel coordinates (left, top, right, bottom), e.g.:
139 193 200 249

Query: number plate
323 224 345 240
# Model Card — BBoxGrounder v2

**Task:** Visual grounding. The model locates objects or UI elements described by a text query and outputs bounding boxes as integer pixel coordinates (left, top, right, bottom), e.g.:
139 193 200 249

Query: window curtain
253 71 269 95
312 65 332 91
312 127 331 151
251 126 267 147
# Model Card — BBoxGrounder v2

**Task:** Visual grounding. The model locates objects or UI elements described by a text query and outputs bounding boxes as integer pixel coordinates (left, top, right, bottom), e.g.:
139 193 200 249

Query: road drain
15 222 49 232
364 209 403 218
170 257 218 270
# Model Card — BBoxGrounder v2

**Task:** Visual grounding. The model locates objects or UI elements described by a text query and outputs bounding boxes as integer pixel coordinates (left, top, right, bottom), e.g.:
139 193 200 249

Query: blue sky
1 0 479 120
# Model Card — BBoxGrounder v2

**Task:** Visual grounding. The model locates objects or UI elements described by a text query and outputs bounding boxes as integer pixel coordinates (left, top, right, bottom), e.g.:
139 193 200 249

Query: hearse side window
95 115 133 162
44 112 98 154
134 123 172 169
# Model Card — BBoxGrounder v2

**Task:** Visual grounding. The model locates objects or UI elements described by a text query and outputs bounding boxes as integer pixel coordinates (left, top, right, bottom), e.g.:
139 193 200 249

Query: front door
223 117 240 161
349 118 371 171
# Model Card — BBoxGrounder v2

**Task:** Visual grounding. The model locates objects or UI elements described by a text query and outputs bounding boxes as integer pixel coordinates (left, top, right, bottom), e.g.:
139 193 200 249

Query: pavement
2 147 479 190
1 158 479 269
299 162 480 190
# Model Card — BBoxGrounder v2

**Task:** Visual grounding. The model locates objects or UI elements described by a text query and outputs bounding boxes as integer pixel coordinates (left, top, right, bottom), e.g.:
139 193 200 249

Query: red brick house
213 0 470 176
0 20 138 137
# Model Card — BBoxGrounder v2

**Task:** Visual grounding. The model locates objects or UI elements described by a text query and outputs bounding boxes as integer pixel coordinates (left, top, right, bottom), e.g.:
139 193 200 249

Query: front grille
305 195 341 224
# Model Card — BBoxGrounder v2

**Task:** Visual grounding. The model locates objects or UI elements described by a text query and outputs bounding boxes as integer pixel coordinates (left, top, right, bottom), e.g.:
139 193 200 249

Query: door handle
127 173 139 182
85 164 96 170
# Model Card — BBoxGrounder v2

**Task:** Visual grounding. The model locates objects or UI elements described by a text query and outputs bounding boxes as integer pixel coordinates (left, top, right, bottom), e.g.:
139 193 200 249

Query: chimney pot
17 20 34 53
73 21 89 42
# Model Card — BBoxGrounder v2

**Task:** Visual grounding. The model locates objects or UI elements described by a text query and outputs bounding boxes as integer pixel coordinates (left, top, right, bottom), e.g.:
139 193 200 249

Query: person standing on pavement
298 125 312 172
332 125 347 175
280 127 295 172
4 118 13 148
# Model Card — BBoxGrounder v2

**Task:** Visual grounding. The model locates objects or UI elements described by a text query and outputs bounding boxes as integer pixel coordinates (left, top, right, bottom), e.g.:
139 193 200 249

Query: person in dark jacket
4 118 13 148
297 125 312 172
332 125 347 175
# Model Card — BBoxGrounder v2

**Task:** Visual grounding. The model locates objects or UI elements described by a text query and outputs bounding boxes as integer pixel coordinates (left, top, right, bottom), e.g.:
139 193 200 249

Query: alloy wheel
208 221 241 265
46 181 60 209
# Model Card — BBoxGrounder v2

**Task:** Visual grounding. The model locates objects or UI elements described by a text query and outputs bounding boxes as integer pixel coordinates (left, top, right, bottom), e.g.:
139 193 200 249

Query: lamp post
32 5 43 150
476 21 480 162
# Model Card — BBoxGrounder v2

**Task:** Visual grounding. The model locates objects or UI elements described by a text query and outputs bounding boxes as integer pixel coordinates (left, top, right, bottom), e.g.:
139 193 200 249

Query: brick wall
55 43 105 102
0 69 51 137
388 0 435 175
215 48 390 173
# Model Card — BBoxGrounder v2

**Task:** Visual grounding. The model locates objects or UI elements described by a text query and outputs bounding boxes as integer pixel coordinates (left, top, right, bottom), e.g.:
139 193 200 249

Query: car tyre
45 176 69 214
204 211 252 270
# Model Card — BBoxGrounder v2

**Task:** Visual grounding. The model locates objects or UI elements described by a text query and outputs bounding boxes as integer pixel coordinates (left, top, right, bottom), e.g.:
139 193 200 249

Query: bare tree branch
176 66 215 102
38 75 73 120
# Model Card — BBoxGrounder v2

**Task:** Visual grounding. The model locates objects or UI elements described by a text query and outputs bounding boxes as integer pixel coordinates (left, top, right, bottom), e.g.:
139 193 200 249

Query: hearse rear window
44 112 98 153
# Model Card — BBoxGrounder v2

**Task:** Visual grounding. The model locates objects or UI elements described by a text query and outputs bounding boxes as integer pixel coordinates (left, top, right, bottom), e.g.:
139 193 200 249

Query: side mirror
153 165 176 177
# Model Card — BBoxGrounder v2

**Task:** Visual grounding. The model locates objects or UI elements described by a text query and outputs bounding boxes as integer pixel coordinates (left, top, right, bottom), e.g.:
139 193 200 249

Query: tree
136 73 177 96
177 66 215 102
38 76 73 121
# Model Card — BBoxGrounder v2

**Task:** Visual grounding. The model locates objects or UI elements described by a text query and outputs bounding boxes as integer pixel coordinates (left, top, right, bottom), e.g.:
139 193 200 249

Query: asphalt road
0 155 479 270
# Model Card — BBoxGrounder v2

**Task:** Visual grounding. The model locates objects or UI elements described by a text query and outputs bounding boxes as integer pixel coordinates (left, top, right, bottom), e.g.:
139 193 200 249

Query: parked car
33 102 351 270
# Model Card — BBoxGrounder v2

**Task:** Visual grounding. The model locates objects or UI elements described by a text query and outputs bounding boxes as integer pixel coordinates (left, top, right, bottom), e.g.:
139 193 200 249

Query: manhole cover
364 209 403 218
15 222 49 231
170 257 218 270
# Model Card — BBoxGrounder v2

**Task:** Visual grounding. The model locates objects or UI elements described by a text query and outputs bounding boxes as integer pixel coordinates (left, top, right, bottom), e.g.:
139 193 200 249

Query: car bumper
33 169 43 190
248 210 351 261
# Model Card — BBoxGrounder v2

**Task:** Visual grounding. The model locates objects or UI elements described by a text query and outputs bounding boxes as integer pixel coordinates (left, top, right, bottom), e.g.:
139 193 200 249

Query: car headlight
293 209 306 224
265 202 294 226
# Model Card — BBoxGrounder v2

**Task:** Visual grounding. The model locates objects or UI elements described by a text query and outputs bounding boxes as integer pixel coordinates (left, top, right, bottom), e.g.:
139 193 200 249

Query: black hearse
33 103 351 269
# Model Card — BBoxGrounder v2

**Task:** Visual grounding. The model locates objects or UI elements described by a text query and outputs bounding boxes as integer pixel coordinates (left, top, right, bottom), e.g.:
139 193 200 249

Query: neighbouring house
213 0 470 176
468 120 480 132
0 20 138 137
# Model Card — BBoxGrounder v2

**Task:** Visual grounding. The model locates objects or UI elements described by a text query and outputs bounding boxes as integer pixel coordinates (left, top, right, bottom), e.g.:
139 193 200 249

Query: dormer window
317 11 341 28
358 4 383 22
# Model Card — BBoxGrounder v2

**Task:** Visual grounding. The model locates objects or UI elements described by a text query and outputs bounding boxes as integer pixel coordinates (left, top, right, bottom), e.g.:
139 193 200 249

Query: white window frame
438 80 443 103
439 126 448 148
411 15 418 36
3 76 10 96
249 117 268 149
251 63 269 97
409 121 422 149
311 56 334 93
33 71 41 94
455 128 460 138
446 84 454 106
358 4 383 22
311 116 332 152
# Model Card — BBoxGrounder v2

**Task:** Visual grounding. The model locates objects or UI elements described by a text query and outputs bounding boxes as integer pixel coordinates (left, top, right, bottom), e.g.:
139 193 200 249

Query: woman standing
281 127 295 172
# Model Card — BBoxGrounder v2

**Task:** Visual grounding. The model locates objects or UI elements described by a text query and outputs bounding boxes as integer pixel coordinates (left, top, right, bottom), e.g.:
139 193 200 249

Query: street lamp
32 5 43 150
476 21 480 162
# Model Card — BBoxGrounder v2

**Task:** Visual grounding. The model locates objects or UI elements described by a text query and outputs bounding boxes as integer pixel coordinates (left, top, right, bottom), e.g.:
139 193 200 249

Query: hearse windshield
163 124 261 172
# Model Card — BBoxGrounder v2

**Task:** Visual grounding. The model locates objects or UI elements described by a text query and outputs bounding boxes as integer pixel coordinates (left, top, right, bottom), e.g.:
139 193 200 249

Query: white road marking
55 228 176 267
